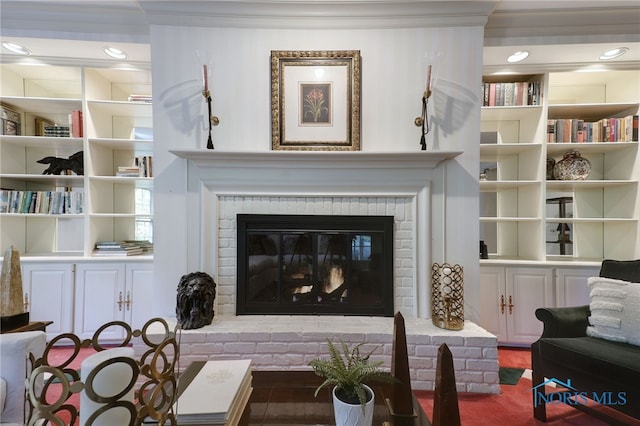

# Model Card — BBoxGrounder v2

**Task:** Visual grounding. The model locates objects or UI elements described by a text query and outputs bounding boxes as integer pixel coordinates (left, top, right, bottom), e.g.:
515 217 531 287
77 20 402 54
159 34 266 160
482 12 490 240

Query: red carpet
414 347 640 425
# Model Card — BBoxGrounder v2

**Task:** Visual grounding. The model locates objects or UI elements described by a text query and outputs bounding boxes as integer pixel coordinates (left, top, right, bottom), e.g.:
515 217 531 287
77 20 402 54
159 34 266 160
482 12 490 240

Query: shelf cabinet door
478 266 507 342
124 262 153 330
74 263 126 341
506 267 554 344
22 262 74 340
555 267 599 307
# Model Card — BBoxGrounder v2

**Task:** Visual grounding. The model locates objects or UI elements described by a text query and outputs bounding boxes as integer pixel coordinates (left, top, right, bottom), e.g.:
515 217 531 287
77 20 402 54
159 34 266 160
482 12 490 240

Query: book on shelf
93 241 145 256
123 240 154 253
92 248 144 256
482 80 541 107
1 104 21 135
0 190 9 213
128 94 152 103
547 115 639 143
115 156 153 177
69 110 83 138
135 156 153 177
116 166 141 177
174 359 252 426
43 124 70 137
0 189 83 214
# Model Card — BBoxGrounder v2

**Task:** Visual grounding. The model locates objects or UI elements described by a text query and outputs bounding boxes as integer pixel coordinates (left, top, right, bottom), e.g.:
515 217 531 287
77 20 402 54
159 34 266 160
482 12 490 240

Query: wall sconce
202 64 220 150
414 64 432 150
431 263 464 330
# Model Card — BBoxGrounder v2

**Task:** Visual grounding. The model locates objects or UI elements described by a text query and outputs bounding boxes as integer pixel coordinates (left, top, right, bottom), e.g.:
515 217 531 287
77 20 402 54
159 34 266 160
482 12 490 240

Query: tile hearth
138 315 499 394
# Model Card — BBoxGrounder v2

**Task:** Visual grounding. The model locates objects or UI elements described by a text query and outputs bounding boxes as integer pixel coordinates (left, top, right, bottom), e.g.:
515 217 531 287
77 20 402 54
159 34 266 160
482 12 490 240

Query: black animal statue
176 271 216 329
37 151 84 175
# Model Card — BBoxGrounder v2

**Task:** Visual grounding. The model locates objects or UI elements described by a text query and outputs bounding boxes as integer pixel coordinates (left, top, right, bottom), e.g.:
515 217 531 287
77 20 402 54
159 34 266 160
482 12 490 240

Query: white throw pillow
587 276 640 347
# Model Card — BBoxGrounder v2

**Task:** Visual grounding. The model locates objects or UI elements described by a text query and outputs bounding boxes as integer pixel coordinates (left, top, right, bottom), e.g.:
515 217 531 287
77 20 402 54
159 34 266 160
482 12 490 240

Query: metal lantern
431 263 464 330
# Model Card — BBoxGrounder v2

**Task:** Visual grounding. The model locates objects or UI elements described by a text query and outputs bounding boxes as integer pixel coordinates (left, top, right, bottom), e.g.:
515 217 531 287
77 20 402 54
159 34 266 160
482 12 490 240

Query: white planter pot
332 384 375 426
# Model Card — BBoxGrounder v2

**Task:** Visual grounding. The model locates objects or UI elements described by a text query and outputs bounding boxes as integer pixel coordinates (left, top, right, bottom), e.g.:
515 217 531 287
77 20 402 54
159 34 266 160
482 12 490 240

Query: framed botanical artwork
271 50 361 151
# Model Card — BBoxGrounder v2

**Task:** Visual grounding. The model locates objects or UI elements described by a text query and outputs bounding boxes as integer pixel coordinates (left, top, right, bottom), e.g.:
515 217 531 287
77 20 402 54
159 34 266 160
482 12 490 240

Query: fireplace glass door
237 215 394 316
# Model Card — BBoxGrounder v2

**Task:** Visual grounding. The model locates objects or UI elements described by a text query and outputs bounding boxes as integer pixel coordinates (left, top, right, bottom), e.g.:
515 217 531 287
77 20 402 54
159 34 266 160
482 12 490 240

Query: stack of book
124 240 153 254
92 241 144 256
128 94 152 103
115 157 152 177
116 166 141 177
174 360 253 426
43 124 70 137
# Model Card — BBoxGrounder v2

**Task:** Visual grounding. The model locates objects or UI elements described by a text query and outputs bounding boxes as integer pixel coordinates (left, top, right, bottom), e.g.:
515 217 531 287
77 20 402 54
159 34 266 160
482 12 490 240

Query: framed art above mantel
271 50 361 151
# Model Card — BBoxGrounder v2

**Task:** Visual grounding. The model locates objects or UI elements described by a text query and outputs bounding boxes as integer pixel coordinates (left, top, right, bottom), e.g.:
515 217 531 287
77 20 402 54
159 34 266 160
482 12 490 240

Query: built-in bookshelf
0 63 153 258
480 70 639 263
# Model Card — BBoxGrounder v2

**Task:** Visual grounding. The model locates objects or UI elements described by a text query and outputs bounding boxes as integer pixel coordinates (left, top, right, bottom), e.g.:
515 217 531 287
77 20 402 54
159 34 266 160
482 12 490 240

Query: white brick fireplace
157 150 499 393
172 150 460 319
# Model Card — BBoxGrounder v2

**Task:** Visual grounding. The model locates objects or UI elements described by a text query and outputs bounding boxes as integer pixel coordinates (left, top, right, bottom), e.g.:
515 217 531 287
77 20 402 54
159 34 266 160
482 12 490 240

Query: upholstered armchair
0 330 46 425
531 259 640 423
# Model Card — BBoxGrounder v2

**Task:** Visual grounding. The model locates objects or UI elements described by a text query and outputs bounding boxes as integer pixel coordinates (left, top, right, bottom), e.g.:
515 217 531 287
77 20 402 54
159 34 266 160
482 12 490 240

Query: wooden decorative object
386 311 417 426
0 245 29 332
432 343 461 426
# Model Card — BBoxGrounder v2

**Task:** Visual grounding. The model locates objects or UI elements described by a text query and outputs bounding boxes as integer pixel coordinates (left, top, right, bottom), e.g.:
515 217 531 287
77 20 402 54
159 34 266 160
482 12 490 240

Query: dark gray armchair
531 259 640 423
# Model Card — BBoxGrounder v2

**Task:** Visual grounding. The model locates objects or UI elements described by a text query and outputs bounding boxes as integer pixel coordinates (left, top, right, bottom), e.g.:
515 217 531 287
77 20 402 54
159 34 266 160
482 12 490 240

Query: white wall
149 23 483 320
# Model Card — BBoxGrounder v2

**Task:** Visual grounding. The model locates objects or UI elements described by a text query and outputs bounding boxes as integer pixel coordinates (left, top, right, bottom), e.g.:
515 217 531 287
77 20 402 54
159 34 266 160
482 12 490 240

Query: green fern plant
309 338 397 409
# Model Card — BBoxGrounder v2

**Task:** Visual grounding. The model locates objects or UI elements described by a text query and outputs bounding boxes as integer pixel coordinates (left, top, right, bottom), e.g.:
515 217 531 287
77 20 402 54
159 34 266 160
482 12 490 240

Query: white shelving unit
1 63 153 258
480 70 639 263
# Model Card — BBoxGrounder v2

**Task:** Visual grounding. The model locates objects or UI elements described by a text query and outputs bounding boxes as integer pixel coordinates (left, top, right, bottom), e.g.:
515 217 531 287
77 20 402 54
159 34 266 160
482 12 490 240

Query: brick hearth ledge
137 315 499 394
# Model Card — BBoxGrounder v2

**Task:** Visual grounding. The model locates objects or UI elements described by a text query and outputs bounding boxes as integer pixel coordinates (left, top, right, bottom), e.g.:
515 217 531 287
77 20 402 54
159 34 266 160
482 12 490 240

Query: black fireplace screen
237 214 394 316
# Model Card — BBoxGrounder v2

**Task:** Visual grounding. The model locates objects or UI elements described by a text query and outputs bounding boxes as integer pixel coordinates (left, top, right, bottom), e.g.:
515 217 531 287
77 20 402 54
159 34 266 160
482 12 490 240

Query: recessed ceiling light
103 46 127 60
506 51 529 64
599 47 628 61
2 42 31 56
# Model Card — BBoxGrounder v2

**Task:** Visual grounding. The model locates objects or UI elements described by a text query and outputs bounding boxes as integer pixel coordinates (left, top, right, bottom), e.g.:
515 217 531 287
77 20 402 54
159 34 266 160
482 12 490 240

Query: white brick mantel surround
141 315 499 393
162 150 499 393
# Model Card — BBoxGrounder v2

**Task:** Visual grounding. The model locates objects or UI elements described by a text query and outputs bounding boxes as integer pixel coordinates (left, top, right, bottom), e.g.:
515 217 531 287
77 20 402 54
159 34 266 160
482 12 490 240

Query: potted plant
309 339 397 426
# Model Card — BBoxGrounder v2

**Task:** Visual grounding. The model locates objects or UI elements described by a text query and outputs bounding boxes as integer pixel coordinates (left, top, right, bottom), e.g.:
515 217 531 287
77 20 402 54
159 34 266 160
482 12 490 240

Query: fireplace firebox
237 214 394 316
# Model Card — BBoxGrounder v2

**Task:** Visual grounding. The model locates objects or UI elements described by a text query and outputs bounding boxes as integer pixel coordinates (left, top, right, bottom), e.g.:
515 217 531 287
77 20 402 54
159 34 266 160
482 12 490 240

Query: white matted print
271 50 361 151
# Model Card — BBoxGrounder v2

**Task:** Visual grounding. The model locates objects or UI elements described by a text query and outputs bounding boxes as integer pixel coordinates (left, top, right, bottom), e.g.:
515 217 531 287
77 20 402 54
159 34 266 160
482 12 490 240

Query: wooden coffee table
178 362 431 425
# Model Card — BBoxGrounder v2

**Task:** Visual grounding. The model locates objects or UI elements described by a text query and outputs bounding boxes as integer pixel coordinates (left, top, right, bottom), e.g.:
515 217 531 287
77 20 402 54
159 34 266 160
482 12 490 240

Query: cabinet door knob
125 291 132 311
23 293 29 311
508 295 514 315
117 291 124 311
500 295 505 314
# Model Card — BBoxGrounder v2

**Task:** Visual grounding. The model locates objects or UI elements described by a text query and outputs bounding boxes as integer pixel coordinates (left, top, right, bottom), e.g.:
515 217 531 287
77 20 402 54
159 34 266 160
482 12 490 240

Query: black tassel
206 95 214 150
420 96 427 150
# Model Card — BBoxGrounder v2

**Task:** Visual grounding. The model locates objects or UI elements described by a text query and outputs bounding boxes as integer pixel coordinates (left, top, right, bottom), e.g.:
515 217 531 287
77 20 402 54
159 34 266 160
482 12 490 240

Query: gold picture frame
271 50 361 151
34 116 54 136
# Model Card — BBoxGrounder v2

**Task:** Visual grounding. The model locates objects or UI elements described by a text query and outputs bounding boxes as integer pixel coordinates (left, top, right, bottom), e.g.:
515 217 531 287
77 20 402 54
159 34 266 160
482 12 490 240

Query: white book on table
174 359 252 425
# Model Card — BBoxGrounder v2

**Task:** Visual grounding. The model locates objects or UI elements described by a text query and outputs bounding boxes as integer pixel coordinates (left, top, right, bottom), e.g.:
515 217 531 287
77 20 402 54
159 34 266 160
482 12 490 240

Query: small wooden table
177 362 431 425
1 320 53 334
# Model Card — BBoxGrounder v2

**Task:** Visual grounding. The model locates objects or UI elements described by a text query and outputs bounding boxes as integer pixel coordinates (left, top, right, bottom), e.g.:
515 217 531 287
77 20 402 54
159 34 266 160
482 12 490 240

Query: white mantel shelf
169 150 463 169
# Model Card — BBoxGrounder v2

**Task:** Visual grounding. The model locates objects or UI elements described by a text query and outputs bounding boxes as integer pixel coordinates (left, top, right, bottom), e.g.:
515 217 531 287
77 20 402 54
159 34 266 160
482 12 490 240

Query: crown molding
484 6 640 46
139 1 496 29
0 1 150 43
0 1 497 37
